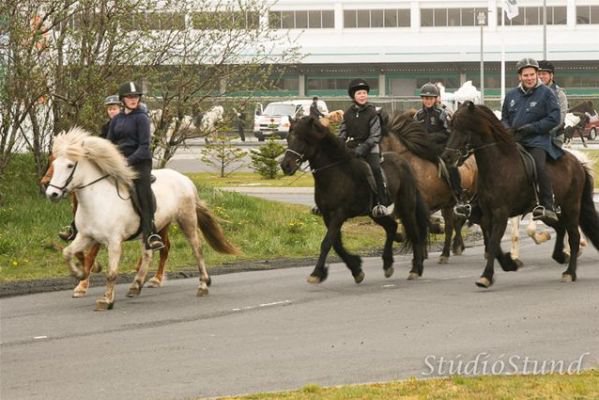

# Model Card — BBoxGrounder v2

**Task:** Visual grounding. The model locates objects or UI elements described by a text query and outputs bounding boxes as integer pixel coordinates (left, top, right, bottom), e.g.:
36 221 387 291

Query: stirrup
453 203 471 218
146 234 165 251
372 204 392 218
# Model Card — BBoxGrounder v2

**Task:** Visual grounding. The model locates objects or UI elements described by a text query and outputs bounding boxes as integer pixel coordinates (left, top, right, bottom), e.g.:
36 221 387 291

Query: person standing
233 106 246 142
107 81 164 250
338 79 392 217
501 58 562 225
414 82 467 217
538 60 568 147
309 96 325 119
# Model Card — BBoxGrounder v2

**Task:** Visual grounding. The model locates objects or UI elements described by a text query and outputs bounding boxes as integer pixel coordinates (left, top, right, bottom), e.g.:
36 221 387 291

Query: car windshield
263 104 297 116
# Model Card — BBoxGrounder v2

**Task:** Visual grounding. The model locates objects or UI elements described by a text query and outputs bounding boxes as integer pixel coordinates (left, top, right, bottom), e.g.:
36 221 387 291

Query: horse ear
467 101 475 111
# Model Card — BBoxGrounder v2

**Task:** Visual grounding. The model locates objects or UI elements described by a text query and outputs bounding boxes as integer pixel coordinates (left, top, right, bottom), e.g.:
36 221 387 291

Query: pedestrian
233 106 246 142
501 57 562 225
309 96 325 119
538 60 569 147
107 81 164 250
414 82 467 217
338 79 392 217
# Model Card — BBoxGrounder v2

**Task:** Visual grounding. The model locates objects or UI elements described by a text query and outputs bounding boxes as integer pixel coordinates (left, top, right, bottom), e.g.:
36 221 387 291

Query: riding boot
448 166 470 217
134 160 165 251
58 221 77 242
367 154 393 217
529 148 558 225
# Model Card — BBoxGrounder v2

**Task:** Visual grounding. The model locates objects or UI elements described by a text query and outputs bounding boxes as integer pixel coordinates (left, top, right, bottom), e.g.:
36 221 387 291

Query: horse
280 116 430 284
41 155 171 297
441 101 599 288
198 105 224 143
563 112 589 148
381 110 478 264
45 127 239 310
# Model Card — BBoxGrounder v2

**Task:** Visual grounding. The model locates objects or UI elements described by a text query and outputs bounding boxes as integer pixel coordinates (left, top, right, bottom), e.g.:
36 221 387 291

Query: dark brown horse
280 116 429 284
442 101 599 288
381 110 478 264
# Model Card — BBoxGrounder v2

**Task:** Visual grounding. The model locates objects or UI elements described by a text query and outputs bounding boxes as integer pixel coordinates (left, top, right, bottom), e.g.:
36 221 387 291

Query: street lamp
477 10 486 104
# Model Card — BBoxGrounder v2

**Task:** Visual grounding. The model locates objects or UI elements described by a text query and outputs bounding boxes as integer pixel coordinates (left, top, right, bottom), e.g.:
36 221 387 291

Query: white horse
199 105 224 134
46 127 239 310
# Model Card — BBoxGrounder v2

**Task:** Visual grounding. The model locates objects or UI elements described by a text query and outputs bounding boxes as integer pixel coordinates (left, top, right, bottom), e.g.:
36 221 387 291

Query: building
263 0 599 99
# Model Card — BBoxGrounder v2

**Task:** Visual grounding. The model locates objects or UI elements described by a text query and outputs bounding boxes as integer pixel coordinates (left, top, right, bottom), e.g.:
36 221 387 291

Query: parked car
253 99 329 141
583 112 599 141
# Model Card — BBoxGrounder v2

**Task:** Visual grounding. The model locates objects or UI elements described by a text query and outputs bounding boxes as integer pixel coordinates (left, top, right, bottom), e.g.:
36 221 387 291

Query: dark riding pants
365 153 388 205
132 159 155 242
448 165 463 198
527 147 555 208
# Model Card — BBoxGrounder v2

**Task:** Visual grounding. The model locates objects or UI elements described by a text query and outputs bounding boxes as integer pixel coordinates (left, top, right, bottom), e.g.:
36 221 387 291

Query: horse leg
561 223 581 282
373 216 398 278
147 226 170 288
331 233 364 283
127 244 152 297
451 214 466 256
526 219 551 245
476 217 508 288
439 208 453 264
308 214 344 284
552 226 569 264
178 219 211 296
73 243 101 298
96 242 122 311
509 216 521 261
63 236 94 280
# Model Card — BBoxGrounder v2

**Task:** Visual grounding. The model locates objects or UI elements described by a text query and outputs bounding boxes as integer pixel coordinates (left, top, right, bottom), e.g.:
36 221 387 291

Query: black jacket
107 107 152 165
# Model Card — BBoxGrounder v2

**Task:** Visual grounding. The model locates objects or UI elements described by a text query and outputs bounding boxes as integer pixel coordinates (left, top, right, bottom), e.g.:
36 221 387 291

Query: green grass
216 370 599 399
0 155 384 282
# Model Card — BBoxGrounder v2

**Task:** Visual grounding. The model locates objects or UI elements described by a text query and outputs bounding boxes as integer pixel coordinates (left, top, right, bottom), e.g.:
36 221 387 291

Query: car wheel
590 128 597 141
255 132 264 141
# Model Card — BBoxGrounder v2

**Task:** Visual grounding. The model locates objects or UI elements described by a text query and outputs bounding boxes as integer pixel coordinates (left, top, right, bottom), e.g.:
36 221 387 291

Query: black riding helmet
420 82 439 97
118 81 143 99
348 79 370 99
538 60 555 73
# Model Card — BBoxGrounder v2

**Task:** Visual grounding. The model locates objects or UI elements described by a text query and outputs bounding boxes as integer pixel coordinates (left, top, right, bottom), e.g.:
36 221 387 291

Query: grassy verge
217 370 599 399
0 155 385 282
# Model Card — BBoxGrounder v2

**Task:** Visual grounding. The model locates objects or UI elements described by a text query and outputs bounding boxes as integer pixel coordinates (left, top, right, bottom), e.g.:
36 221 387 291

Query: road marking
232 299 292 312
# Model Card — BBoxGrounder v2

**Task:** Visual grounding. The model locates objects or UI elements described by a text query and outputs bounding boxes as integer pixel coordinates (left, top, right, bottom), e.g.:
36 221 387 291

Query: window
192 11 259 30
498 6 567 25
269 10 334 29
421 8 487 27
344 9 410 28
576 5 599 24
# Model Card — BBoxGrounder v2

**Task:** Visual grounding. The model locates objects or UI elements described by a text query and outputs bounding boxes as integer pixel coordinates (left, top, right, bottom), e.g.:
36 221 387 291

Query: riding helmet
538 60 555 73
118 81 143 99
515 57 539 73
104 94 121 106
348 79 370 98
419 82 439 97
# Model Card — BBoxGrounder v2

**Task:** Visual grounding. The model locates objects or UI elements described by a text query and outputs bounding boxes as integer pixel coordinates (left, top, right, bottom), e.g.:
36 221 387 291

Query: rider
309 96 325 119
57 94 124 241
107 81 165 250
501 57 562 225
414 82 468 217
538 60 568 147
338 79 392 217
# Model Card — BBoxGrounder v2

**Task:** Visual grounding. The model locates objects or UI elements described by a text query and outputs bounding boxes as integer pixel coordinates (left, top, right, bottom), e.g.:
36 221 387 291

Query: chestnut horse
381 110 478 264
41 155 171 298
442 101 599 288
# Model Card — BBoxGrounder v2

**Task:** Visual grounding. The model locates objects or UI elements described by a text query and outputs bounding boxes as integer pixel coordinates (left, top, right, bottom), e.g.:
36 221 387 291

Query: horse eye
66 163 75 169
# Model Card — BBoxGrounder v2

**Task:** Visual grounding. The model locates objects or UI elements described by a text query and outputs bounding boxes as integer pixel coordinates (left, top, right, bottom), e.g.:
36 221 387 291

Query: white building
261 0 599 98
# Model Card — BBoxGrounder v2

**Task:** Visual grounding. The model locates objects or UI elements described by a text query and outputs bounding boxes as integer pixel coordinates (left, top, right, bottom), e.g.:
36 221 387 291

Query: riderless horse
46 127 239 310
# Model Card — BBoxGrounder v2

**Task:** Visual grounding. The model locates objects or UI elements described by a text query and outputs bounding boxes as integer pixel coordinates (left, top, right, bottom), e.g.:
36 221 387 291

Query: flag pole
501 2 506 105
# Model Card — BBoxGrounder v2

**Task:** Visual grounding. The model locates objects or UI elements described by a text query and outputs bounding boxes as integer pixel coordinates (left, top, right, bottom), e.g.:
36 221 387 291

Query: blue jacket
107 107 152 165
501 81 563 160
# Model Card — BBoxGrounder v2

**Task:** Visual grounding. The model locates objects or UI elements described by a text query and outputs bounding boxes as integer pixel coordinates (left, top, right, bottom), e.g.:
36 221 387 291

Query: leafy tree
250 138 285 179
200 129 247 178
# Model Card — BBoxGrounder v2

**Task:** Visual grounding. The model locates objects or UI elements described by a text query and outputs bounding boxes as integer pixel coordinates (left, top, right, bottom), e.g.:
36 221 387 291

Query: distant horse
381 110 478 264
280 116 429 284
563 112 589 148
41 156 171 297
198 105 225 142
46 127 239 310
442 101 599 288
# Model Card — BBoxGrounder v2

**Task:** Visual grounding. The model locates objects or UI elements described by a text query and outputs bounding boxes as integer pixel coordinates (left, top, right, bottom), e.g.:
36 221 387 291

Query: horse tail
195 199 241 255
394 161 430 249
579 168 599 250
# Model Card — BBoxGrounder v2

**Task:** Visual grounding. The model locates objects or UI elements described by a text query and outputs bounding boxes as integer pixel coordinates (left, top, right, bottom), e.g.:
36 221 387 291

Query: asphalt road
1 235 598 400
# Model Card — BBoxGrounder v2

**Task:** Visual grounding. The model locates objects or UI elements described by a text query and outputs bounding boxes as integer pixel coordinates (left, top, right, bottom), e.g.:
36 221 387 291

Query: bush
250 138 285 179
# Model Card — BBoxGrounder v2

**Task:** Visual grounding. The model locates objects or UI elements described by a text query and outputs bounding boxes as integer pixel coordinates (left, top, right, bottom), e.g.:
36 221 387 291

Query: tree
250 138 285 179
200 131 247 178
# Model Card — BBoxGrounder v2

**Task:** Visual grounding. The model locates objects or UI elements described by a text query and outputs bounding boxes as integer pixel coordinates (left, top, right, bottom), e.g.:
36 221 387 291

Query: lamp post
477 11 487 104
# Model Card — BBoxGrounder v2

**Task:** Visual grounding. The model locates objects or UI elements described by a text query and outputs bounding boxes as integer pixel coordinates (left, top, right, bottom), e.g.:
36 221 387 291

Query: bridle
47 161 109 196
444 130 498 164
283 147 346 175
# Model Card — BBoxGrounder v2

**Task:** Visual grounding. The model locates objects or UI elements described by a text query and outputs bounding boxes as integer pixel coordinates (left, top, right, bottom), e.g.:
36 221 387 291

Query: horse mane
452 101 513 145
568 100 595 115
388 110 446 163
293 116 351 160
52 126 137 187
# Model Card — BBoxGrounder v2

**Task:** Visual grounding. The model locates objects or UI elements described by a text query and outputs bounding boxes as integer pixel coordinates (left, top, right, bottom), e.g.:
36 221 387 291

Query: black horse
442 101 599 288
280 116 430 284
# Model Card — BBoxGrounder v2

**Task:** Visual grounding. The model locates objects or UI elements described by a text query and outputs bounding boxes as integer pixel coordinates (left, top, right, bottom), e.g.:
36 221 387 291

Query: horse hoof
95 298 114 311
475 277 493 288
127 287 141 297
307 275 322 284
514 259 524 270
196 287 209 297
354 271 365 284
561 274 574 283
407 272 419 280
146 277 163 288
384 267 394 278
72 289 87 298
438 256 449 264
